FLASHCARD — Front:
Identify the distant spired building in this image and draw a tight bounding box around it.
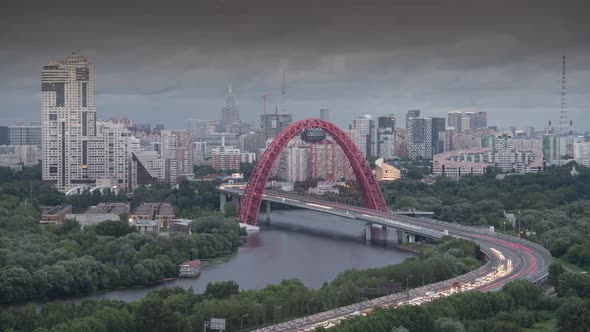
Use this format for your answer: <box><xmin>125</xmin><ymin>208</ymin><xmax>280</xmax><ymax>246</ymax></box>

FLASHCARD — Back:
<box><xmin>220</xmin><ymin>83</ymin><xmax>240</xmax><ymax>133</ymax></box>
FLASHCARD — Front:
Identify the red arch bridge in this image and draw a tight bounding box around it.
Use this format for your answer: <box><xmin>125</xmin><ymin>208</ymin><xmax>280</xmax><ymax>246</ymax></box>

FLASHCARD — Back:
<box><xmin>216</xmin><ymin>118</ymin><xmax>551</xmax><ymax>331</ymax></box>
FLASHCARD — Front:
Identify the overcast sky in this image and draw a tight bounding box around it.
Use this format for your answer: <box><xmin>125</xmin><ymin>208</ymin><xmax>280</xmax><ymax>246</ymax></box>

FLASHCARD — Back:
<box><xmin>1</xmin><ymin>0</ymin><xmax>589</xmax><ymax>130</ymax></box>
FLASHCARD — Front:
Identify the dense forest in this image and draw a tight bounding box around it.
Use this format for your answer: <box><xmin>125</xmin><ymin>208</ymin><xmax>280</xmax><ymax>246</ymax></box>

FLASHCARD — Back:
<box><xmin>0</xmin><ymin>212</ymin><xmax>244</xmax><ymax>304</ymax></box>
<box><xmin>0</xmin><ymin>237</ymin><xmax>480</xmax><ymax>331</ymax></box>
<box><xmin>0</xmin><ymin>165</ymin><xmax>244</xmax><ymax>303</ymax></box>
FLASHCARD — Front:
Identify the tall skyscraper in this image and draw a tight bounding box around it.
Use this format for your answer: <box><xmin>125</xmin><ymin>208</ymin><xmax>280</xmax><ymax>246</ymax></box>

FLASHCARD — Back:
<box><xmin>444</xmin><ymin>127</ymin><xmax>455</xmax><ymax>152</ymax></box>
<box><xmin>406</xmin><ymin>110</ymin><xmax>421</xmax><ymax>130</ymax></box>
<box><xmin>431</xmin><ymin>117</ymin><xmax>446</xmax><ymax>156</ymax></box>
<box><xmin>349</xmin><ymin>115</ymin><xmax>374</xmax><ymax>158</ymax></box>
<box><xmin>220</xmin><ymin>84</ymin><xmax>239</xmax><ymax>132</ymax></box>
<box><xmin>377</xmin><ymin>114</ymin><xmax>396</xmax><ymax>159</ymax></box>
<box><xmin>476</xmin><ymin>112</ymin><xmax>488</xmax><ymax>129</ymax></box>
<box><xmin>409</xmin><ymin>117</ymin><xmax>432</xmax><ymax>159</ymax></box>
<box><xmin>42</xmin><ymin>53</ymin><xmax>98</xmax><ymax>191</ymax></box>
<box><xmin>463</xmin><ymin>112</ymin><xmax>476</xmax><ymax>130</ymax></box>
<box><xmin>320</xmin><ymin>109</ymin><xmax>330</xmax><ymax>121</ymax></box>
<box><xmin>188</xmin><ymin>119</ymin><xmax>217</xmax><ymax>140</ymax></box>
<box><xmin>447</xmin><ymin>112</ymin><xmax>462</xmax><ymax>132</ymax></box>
<box><xmin>261</xmin><ymin>113</ymin><xmax>293</xmax><ymax>144</ymax></box>
<box><xmin>0</xmin><ymin>126</ymin><xmax>9</xmax><ymax>145</ymax></box>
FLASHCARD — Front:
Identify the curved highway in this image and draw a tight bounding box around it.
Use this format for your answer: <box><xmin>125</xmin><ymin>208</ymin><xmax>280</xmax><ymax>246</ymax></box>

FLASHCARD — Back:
<box><xmin>218</xmin><ymin>186</ymin><xmax>552</xmax><ymax>332</ymax></box>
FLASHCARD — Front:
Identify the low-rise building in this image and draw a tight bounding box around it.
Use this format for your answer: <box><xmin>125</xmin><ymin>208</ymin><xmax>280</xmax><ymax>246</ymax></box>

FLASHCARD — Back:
<box><xmin>132</xmin><ymin>219</ymin><xmax>160</xmax><ymax>234</ymax></box>
<box><xmin>375</xmin><ymin>158</ymin><xmax>401</xmax><ymax>181</ymax></box>
<box><xmin>84</xmin><ymin>202</ymin><xmax>130</xmax><ymax>216</ymax></box>
<box><xmin>170</xmin><ymin>218</ymin><xmax>193</xmax><ymax>233</ymax></box>
<box><xmin>40</xmin><ymin>204</ymin><xmax>72</xmax><ymax>224</ymax></box>
<box><xmin>130</xmin><ymin>202</ymin><xmax>175</xmax><ymax>229</ymax></box>
<box><xmin>67</xmin><ymin>213</ymin><xmax>121</xmax><ymax>228</ymax></box>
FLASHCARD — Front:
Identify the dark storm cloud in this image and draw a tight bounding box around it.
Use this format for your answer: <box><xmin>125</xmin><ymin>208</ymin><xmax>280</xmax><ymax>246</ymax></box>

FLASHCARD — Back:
<box><xmin>1</xmin><ymin>0</ymin><xmax>589</xmax><ymax>128</ymax></box>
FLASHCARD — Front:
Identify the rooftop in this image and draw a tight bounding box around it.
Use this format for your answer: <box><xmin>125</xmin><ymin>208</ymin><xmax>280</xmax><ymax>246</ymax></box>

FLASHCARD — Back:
<box><xmin>180</xmin><ymin>260</ymin><xmax>201</xmax><ymax>267</ymax></box>
<box><xmin>84</xmin><ymin>203</ymin><xmax>130</xmax><ymax>215</ymax></box>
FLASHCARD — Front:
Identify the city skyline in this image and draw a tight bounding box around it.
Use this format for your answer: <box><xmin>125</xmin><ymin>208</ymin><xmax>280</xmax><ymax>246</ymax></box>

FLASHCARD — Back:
<box><xmin>1</xmin><ymin>0</ymin><xmax>589</xmax><ymax>129</ymax></box>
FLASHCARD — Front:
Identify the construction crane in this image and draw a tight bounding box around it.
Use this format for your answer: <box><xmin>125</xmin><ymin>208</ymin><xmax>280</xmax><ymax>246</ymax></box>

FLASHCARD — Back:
<box><xmin>262</xmin><ymin>93</ymin><xmax>272</xmax><ymax>114</ymax></box>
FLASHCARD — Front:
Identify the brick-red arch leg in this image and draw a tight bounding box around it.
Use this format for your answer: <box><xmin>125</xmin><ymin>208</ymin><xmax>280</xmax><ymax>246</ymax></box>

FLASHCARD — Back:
<box><xmin>239</xmin><ymin>118</ymin><xmax>388</xmax><ymax>225</ymax></box>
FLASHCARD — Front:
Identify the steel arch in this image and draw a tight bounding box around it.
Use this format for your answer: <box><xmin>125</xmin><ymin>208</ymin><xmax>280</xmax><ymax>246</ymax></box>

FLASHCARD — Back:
<box><xmin>239</xmin><ymin>118</ymin><xmax>388</xmax><ymax>225</ymax></box>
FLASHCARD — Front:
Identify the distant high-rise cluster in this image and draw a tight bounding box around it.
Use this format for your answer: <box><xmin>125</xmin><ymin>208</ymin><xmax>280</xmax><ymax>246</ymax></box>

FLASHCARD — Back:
<box><xmin>40</xmin><ymin>54</ymin><xmax>196</xmax><ymax>193</ymax></box>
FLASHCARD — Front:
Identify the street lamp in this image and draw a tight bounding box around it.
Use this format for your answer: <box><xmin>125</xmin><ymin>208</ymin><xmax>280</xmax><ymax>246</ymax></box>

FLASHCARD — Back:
<box><xmin>307</xmin><ymin>298</ymin><xmax>315</xmax><ymax>315</ymax></box>
<box><xmin>274</xmin><ymin>306</ymin><xmax>282</xmax><ymax>323</ymax></box>
<box><xmin>240</xmin><ymin>314</ymin><xmax>249</xmax><ymax>332</ymax></box>
<box><xmin>518</xmin><ymin>210</ymin><xmax>521</xmax><ymax>238</ymax></box>
<box><xmin>406</xmin><ymin>275</ymin><xmax>414</xmax><ymax>305</ymax></box>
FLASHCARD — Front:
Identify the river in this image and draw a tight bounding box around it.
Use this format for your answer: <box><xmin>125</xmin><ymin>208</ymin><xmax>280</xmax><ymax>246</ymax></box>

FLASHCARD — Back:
<box><xmin>66</xmin><ymin>210</ymin><xmax>415</xmax><ymax>304</ymax></box>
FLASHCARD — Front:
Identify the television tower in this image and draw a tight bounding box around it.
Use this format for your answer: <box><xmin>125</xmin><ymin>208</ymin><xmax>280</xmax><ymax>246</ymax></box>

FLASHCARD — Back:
<box><xmin>282</xmin><ymin>71</ymin><xmax>286</xmax><ymax>114</ymax></box>
<box><xmin>559</xmin><ymin>55</ymin><xmax>569</xmax><ymax>135</ymax></box>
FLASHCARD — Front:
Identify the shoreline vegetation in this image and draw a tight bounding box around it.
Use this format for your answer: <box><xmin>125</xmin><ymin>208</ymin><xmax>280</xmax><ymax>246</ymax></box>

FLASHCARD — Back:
<box><xmin>0</xmin><ymin>236</ymin><xmax>481</xmax><ymax>331</ymax></box>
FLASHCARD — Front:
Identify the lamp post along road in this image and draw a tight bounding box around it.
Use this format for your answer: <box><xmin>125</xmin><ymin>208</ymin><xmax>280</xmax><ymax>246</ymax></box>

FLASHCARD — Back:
<box><xmin>406</xmin><ymin>275</ymin><xmax>413</xmax><ymax>305</ymax></box>
<box><xmin>240</xmin><ymin>314</ymin><xmax>249</xmax><ymax>332</ymax></box>
<box><xmin>307</xmin><ymin>298</ymin><xmax>315</xmax><ymax>316</ymax></box>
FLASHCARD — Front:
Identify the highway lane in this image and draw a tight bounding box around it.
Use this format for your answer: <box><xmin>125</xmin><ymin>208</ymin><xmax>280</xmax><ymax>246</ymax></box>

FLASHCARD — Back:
<box><xmin>218</xmin><ymin>185</ymin><xmax>552</xmax><ymax>332</ymax></box>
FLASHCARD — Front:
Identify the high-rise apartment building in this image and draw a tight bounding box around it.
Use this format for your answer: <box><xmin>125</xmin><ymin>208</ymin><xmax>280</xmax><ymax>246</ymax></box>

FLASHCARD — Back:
<box><xmin>349</xmin><ymin>115</ymin><xmax>374</xmax><ymax>158</ymax></box>
<box><xmin>100</xmin><ymin>122</ymin><xmax>131</xmax><ymax>190</ymax></box>
<box><xmin>406</xmin><ymin>110</ymin><xmax>421</xmax><ymax>130</ymax></box>
<box><xmin>160</xmin><ymin>130</ymin><xmax>193</xmax><ymax>185</ymax></box>
<box><xmin>376</xmin><ymin>114</ymin><xmax>396</xmax><ymax>159</ymax></box>
<box><xmin>261</xmin><ymin>113</ymin><xmax>293</xmax><ymax>144</ymax></box>
<box><xmin>131</xmin><ymin>150</ymin><xmax>166</xmax><ymax>189</ymax></box>
<box><xmin>286</xmin><ymin>139</ymin><xmax>311</xmax><ymax>182</ymax></box>
<box><xmin>431</xmin><ymin>117</ymin><xmax>446</xmax><ymax>156</ymax></box>
<box><xmin>447</xmin><ymin>112</ymin><xmax>462</xmax><ymax>132</ymax></box>
<box><xmin>220</xmin><ymin>84</ymin><xmax>239</xmax><ymax>133</ymax></box>
<box><xmin>542</xmin><ymin>134</ymin><xmax>560</xmax><ymax>162</ymax></box>
<box><xmin>211</xmin><ymin>144</ymin><xmax>240</xmax><ymax>171</ymax></box>
<box><xmin>409</xmin><ymin>117</ymin><xmax>432</xmax><ymax>159</ymax></box>
<box><xmin>41</xmin><ymin>53</ymin><xmax>99</xmax><ymax>191</ymax></box>
<box><xmin>574</xmin><ymin>142</ymin><xmax>590</xmax><ymax>160</ymax></box>
<box><xmin>9</xmin><ymin>125</ymin><xmax>42</xmax><ymax>147</ymax></box>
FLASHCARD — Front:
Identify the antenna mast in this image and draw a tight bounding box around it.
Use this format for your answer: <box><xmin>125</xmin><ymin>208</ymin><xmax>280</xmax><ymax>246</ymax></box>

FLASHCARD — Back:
<box><xmin>282</xmin><ymin>71</ymin><xmax>286</xmax><ymax>114</ymax></box>
<box><xmin>559</xmin><ymin>55</ymin><xmax>569</xmax><ymax>135</ymax></box>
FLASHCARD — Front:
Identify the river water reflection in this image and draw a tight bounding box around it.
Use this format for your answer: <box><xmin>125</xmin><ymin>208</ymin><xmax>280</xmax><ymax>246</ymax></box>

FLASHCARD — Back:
<box><xmin>70</xmin><ymin>210</ymin><xmax>414</xmax><ymax>303</ymax></box>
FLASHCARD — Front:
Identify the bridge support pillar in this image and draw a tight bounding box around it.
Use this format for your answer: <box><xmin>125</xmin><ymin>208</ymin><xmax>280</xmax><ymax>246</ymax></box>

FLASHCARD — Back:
<box><xmin>408</xmin><ymin>234</ymin><xmax>416</xmax><ymax>243</ymax></box>
<box><xmin>265</xmin><ymin>200</ymin><xmax>271</xmax><ymax>223</ymax></box>
<box><xmin>397</xmin><ymin>229</ymin><xmax>407</xmax><ymax>244</ymax></box>
<box><xmin>381</xmin><ymin>225</ymin><xmax>387</xmax><ymax>241</ymax></box>
<box><xmin>220</xmin><ymin>193</ymin><xmax>226</xmax><ymax>213</ymax></box>
<box><xmin>235</xmin><ymin>196</ymin><xmax>240</xmax><ymax>210</ymax></box>
<box><xmin>365</xmin><ymin>223</ymin><xmax>372</xmax><ymax>243</ymax></box>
